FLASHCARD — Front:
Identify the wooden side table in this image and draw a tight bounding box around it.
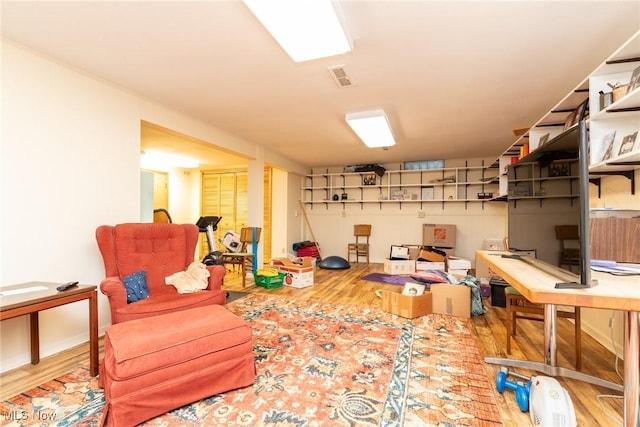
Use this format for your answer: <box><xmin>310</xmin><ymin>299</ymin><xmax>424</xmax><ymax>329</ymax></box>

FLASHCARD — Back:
<box><xmin>0</xmin><ymin>282</ymin><xmax>98</xmax><ymax>376</ymax></box>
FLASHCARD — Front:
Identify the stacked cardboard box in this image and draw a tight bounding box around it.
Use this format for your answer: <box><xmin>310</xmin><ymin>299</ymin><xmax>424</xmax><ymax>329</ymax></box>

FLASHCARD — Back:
<box><xmin>423</xmin><ymin>224</ymin><xmax>456</xmax><ymax>254</ymax></box>
<box><xmin>383</xmin><ymin>259</ymin><xmax>416</xmax><ymax>274</ymax></box>
<box><xmin>447</xmin><ymin>256</ymin><xmax>471</xmax><ymax>276</ymax></box>
<box><xmin>415</xmin><ymin>247</ymin><xmax>446</xmax><ymax>271</ymax></box>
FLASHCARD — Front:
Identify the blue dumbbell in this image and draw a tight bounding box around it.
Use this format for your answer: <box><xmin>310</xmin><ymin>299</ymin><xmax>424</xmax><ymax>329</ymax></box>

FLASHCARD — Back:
<box><xmin>495</xmin><ymin>367</ymin><xmax>531</xmax><ymax>412</ymax></box>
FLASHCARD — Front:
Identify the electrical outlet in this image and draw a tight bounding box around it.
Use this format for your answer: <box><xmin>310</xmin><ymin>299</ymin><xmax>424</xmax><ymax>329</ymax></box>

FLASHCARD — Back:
<box><xmin>418</xmin><ymin>211</ymin><xmax>426</xmax><ymax>218</ymax></box>
<box><xmin>341</xmin><ymin>210</ymin><xmax>346</xmax><ymax>218</ymax></box>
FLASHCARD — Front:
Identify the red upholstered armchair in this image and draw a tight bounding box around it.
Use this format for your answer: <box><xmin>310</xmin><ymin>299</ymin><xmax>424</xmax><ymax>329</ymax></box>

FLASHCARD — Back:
<box><xmin>96</xmin><ymin>223</ymin><xmax>226</xmax><ymax>324</ymax></box>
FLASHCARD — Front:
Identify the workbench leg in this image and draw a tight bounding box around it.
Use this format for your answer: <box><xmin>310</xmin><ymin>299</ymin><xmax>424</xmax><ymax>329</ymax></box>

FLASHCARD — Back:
<box><xmin>543</xmin><ymin>304</ymin><xmax>557</xmax><ymax>367</ymax></box>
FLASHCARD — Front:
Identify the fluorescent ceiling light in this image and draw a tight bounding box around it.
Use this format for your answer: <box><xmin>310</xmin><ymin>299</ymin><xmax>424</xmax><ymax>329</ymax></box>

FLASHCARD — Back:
<box><xmin>242</xmin><ymin>0</ymin><xmax>351</xmax><ymax>62</ymax></box>
<box><xmin>346</xmin><ymin>110</ymin><xmax>396</xmax><ymax>148</ymax></box>
<box><xmin>140</xmin><ymin>150</ymin><xmax>199</xmax><ymax>171</ymax></box>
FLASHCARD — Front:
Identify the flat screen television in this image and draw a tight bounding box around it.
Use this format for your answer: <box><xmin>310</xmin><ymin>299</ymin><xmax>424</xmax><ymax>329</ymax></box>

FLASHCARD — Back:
<box><xmin>506</xmin><ymin>121</ymin><xmax>595</xmax><ymax>288</ymax></box>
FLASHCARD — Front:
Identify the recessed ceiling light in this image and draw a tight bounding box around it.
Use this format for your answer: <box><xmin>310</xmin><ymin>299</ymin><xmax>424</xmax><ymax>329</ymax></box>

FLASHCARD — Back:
<box><xmin>242</xmin><ymin>0</ymin><xmax>352</xmax><ymax>62</ymax></box>
<box><xmin>346</xmin><ymin>110</ymin><xmax>396</xmax><ymax>148</ymax></box>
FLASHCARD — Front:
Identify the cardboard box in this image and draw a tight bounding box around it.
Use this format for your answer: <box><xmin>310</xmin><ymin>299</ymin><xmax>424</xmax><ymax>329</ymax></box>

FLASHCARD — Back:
<box><xmin>403</xmin><ymin>244</ymin><xmax>422</xmax><ymax>260</ymax></box>
<box><xmin>474</xmin><ymin>259</ymin><xmax>496</xmax><ymax>280</ymax></box>
<box><xmin>423</xmin><ymin>224</ymin><xmax>456</xmax><ymax>248</ymax></box>
<box><xmin>381</xmin><ymin>289</ymin><xmax>432</xmax><ymax>319</ymax></box>
<box><xmin>437</xmin><ymin>247</ymin><xmax>455</xmax><ymax>257</ymax></box>
<box><xmin>418</xmin><ymin>248</ymin><xmax>446</xmax><ymax>262</ymax></box>
<box><xmin>431</xmin><ymin>283</ymin><xmax>471</xmax><ymax>318</ymax></box>
<box><xmin>272</xmin><ymin>257</ymin><xmax>314</xmax><ymax>268</ymax></box>
<box><xmin>272</xmin><ymin>257</ymin><xmax>315</xmax><ymax>288</ymax></box>
<box><xmin>389</xmin><ymin>245</ymin><xmax>410</xmax><ymax>260</ymax></box>
<box><xmin>415</xmin><ymin>261</ymin><xmax>446</xmax><ymax>271</ymax></box>
<box><xmin>383</xmin><ymin>259</ymin><xmax>416</xmax><ymax>275</ymax></box>
<box><xmin>447</xmin><ymin>256</ymin><xmax>471</xmax><ymax>270</ymax></box>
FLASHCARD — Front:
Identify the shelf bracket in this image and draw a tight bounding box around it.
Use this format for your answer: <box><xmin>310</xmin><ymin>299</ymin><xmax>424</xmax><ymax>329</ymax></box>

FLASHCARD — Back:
<box><xmin>590</xmin><ymin>171</ymin><xmax>635</xmax><ymax>197</ymax></box>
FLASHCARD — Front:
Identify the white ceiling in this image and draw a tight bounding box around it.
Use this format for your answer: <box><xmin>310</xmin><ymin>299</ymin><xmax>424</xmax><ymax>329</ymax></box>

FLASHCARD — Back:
<box><xmin>2</xmin><ymin>1</ymin><xmax>639</xmax><ymax>169</ymax></box>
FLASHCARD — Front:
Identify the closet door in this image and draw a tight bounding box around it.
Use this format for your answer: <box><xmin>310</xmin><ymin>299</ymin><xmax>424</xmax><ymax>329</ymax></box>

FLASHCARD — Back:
<box><xmin>235</xmin><ymin>172</ymin><xmax>248</xmax><ymax>230</ymax></box>
<box><xmin>218</xmin><ymin>172</ymin><xmax>238</xmax><ymax>235</ymax></box>
<box><xmin>200</xmin><ymin>170</ymin><xmax>248</xmax><ymax>257</ymax></box>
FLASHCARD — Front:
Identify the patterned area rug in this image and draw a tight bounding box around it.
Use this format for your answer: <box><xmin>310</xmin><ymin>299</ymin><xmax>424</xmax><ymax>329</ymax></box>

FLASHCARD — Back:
<box><xmin>0</xmin><ymin>294</ymin><xmax>503</xmax><ymax>426</ymax></box>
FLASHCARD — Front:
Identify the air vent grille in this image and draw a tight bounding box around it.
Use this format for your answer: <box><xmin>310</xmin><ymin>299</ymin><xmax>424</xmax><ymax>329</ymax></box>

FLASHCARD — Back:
<box><xmin>328</xmin><ymin>65</ymin><xmax>354</xmax><ymax>88</ymax></box>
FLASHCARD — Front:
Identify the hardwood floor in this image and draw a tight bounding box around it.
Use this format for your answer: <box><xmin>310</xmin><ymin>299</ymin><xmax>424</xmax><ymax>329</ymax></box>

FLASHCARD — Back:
<box><xmin>0</xmin><ymin>263</ymin><xmax>625</xmax><ymax>425</ymax></box>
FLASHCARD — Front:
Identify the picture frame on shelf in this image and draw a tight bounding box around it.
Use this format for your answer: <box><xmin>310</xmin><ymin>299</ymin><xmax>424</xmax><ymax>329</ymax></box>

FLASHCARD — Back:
<box><xmin>629</xmin><ymin>65</ymin><xmax>640</xmax><ymax>92</ymax></box>
<box><xmin>538</xmin><ymin>133</ymin><xmax>550</xmax><ymax>147</ymax></box>
<box><xmin>563</xmin><ymin>110</ymin><xmax>578</xmax><ymax>130</ymax></box>
<box><xmin>421</xmin><ymin>186</ymin><xmax>435</xmax><ymax>200</ymax></box>
<box><xmin>575</xmin><ymin>98</ymin><xmax>589</xmax><ymax>122</ymax></box>
<box><xmin>618</xmin><ymin>131</ymin><xmax>638</xmax><ymax>156</ymax></box>
<box><xmin>601</xmin><ymin>131</ymin><xmax>617</xmax><ymax>161</ymax></box>
<box><xmin>402</xmin><ymin>282</ymin><xmax>426</xmax><ymax>296</ymax></box>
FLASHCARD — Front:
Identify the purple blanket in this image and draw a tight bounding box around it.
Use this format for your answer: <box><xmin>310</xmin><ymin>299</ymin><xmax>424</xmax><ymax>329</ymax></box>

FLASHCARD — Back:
<box><xmin>361</xmin><ymin>273</ymin><xmax>419</xmax><ymax>285</ymax></box>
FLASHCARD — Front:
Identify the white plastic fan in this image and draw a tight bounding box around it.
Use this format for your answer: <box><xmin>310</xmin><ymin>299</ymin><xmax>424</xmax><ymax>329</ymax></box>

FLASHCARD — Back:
<box><xmin>529</xmin><ymin>376</ymin><xmax>577</xmax><ymax>427</ymax></box>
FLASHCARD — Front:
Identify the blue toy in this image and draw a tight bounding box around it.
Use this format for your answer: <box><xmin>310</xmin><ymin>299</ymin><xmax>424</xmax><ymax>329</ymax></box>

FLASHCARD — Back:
<box><xmin>495</xmin><ymin>367</ymin><xmax>531</xmax><ymax>412</ymax></box>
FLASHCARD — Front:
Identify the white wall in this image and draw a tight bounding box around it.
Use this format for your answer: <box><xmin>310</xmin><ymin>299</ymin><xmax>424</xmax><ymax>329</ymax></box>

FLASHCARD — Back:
<box><xmin>1</xmin><ymin>40</ymin><xmax>141</xmax><ymax>371</ymax></box>
<box><xmin>302</xmin><ymin>200</ymin><xmax>506</xmax><ymax>263</ymax></box>
<box><xmin>0</xmin><ymin>39</ymin><xmax>306</xmax><ymax>373</ymax></box>
<box><xmin>167</xmin><ymin>168</ymin><xmax>199</xmax><ymax>225</ymax></box>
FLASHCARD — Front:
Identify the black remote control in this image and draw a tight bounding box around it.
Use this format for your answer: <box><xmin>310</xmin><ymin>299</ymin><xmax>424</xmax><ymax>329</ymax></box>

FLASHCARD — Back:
<box><xmin>56</xmin><ymin>281</ymin><xmax>79</xmax><ymax>292</ymax></box>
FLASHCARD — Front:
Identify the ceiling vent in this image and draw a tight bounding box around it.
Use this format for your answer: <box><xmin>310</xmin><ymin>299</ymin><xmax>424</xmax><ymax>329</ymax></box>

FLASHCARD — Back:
<box><xmin>328</xmin><ymin>65</ymin><xmax>354</xmax><ymax>88</ymax></box>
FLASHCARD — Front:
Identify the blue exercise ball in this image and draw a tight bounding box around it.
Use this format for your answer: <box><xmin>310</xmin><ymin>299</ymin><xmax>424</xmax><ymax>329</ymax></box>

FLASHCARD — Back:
<box><xmin>318</xmin><ymin>256</ymin><xmax>351</xmax><ymax>270</ymax></box>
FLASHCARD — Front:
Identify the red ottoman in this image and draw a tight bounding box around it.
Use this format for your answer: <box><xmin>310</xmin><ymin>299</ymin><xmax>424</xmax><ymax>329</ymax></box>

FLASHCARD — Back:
<box><xmin>99</xmin><ymin>305</ymin><xmax>255</xmax><ymax>426</ymax></box>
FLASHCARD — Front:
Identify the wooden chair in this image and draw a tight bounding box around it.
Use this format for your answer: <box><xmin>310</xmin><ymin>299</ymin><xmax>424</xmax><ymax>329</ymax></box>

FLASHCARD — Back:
<box><xmin>555</xmin><ymin>224</ymin><xmax>580</xmax><ymax>273</ymax></box>
<box><xmin>220</xmin><ymin>227</ymin><xmax>261</xmax><ymax>288</ymax></box>
<box><xmin>505</xmin><ymin>286</ymin><xmax>581</xmax><ymax>370</ymax></box>
<box><xmin>347</xmin><ymin>224</ymin><xmax>371</xmax><ymax>264</ymax></box>
<box><xmin>153</xmin><ymin>208</ymin><xmax>172</xmax><ymax>223</ymax></box>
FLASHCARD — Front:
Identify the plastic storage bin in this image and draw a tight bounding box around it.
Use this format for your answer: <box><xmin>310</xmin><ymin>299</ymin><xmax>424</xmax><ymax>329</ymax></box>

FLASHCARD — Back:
<box><xmin>254</xmin><ymin>272</ymin><xmax>285</xmax><ymax>289</ymax></box>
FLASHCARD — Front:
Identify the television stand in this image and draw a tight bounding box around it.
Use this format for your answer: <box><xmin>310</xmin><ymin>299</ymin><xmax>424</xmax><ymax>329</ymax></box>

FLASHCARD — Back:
<box><xmin>555</xmin><ymin>282</ymin><xmax>589</xmax><ymax>289</ymax></box>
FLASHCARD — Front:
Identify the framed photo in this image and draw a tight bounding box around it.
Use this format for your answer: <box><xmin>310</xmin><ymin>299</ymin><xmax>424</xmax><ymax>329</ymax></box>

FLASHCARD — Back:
<box><xmin>538</xmin><ymin>133</ymin><xmax>550</xmax><ymax>147</ymax></box>
<box><xmin>630</xmin><ymin>65</ymin><xmax>640</xmax><ymax>92</ymax></box>
<box><xmin>402</xmin><ymin>282</ymin><xmax>426</xmax><ymax>296</ymax></box>
<box><xmin>618</xmin><ymin>131</ymin><xmax>638</xmax><ymax>156</ymax></box>
<box><xmin>575</xmin><ymin>98</ymin><xmax>589</xmax><ymax>122</ymax></box>
<box><xmin>601</xmin><ymin>131</ymin><xmax>617</xmax><ymax>161</ymax></box>
<box><xmin>563</xmin><ymin>110</ymin><xmax>577</xmax><ymax>130</ymax></box>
